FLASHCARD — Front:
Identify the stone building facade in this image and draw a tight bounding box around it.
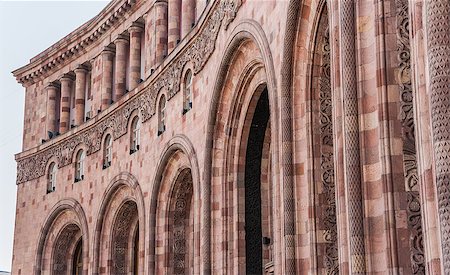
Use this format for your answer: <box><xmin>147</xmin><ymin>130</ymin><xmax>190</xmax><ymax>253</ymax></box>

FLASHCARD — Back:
<box><xmin>10</xmin><ymin>0</ymin><xmax>450</xmax><ymax>274</ymax></box>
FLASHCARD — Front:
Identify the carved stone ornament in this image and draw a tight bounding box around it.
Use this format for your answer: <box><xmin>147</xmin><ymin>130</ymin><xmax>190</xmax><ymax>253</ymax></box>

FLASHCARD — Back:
<box><xmin>16</xmin><ymin>0</ymin><xmax>241</xmax><ymax>184</ymax></box>
<box><xmin>318</xmin><ymin>29</ymin><xmax>339</xmax><ymax>275</ymax></box>
<box><xmin>396</xmin><ymin>0</ymin><xmax>424</xmax><ymax>273</ymax></box>
<box><xmin>111</xmin><ymin>201</ymin><xmax>138</xmax><ymax>275</ymax></box>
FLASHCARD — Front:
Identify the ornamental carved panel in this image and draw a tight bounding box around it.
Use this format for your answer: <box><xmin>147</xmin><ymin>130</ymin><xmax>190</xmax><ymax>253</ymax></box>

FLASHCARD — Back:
<box><xmin>396</xmin><ymin>0</ymin><xmax>424</xmax><ymax>273</ymax></box>
<box><xmin>111</xmin><ymin>201</ymin><xmax>138</xmax><ymax>275</ymax></box>
<box><xmin>16</xmin><ymin>0</ymin><xmax>241</xmax><ymax>184</ymax></box>
<box><xmin>171</xmin><ymin>170</ymin><xmax>194</xmax><ymax>275</ymax></box>
<box><xmin>313</xmin><ymin>12</ymin><xmax>338</xmax><ymax>274</ymax></box>
<box><xmin>52</xmin><ymin>224</ymin><xmax>80</xmax><ymax>273</ymax></box>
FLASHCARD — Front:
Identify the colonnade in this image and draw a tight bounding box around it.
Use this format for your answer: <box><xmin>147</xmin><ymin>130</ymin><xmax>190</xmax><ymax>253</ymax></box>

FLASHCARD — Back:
<box><xmin>45</xmin><ymin>0</ymin><xmax>206</xmax><ymax>138</ymax></box>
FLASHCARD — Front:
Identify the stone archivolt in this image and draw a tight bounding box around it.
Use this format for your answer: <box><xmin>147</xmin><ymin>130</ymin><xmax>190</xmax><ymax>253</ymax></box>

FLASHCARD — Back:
<box><xmin>15</xmin><ymin>0</ymin><xmax>241</xmax><ymax>184</ymax></box>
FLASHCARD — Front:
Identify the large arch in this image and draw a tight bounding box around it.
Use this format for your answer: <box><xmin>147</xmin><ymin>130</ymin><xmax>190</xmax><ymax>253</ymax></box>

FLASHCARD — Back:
<box><xmin>205</xmin><ymin>19</ymin><xmax>281</xmax><ymax>273</ymax></box>
<box><xmin>34</xmin><ymin>199</ymin><xmax>89</xmax><ymax>275</ymax></box>
<box><xmin>148</xmin><ymin>134</ymin><xmax>201</xmax><ymax>274</ymax></box>
<box><xmin>92</xmin><ymin>172</ymin><xmax>145</xmax><ymax>274</ymax></box>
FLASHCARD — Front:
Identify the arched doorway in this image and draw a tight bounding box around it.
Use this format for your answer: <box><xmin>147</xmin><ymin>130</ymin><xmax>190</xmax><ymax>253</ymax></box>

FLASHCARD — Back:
<box><xmin>93</xmin><ymin>173</ymin><xmax>145</xmax><ymax>275</ymax></box>
<box><xmin>243</xmin><ymin>88</ymin><xmax>271</xmax><ymax>274</ymax></box>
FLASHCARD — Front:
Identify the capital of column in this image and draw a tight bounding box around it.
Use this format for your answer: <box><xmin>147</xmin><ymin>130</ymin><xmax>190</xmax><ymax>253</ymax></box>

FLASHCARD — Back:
<box><xmin>129</xmin><ymin>22</ymin><xmax>144</xmax><ymax>33</ymax></box>
<box><xmin>74</xmin><ymin>64</ymin><xmax>88</xmax><ymax>74</ymax></box>
<box><xmin>154</xmin><ymin>0</ymin><xmax>168</xmax><ymax>5</ymax></box>
<box><xmin>45</xmin><ymin>82</ymin><xmax>60</xmax><ymax>90</ymax></box>
<box><xmin>59</xmin><ymin>73</ymin><xmax>75</xmax><ymax>83</ymax></box>
<box><xmin>114</xmin><ymin>34</ymin><xmax>130</xmax><ymax>45</ymax></box>
<box><xmin>102</xmin><ymin>46</ymin><xmax>116</xmax><ymax>56</ymax></box>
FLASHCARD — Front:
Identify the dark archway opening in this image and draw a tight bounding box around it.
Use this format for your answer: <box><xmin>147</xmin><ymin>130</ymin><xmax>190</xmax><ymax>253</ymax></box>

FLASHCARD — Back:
<box><xmin>245</xmin><ymin>88</ymin><xmax>270</xmax><ymax>274</ymax></box>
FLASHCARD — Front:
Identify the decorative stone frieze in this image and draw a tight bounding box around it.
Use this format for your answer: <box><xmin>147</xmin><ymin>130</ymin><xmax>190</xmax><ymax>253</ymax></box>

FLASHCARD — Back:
<box><xmin>16</xmin><ymin>0</ymin><xmax>241</xmax><ymax>184</ymax></box>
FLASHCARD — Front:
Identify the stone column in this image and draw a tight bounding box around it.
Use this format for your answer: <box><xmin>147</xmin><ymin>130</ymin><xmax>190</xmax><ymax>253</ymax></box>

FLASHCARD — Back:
<box><xmin>168</xmin><ymin>0</ymin><xmax>180</xmax><ymax>52</ymax></box>
<box><xmin>74</xmin><ymin>65</ymin><xmax>87</xmax><ymax>126</ymax></box>
<box><xmin>195</xmin><ymin>0</ymin><xmax>207</xmax><ymax>22</ymax></box>
<box><xmin>46</xmin><ymin>83</ymin><xmax>59</xmax><ymax>134</ymax></box>
<box><xmin>181</xmin><ymin>0</ymin><xmax>195</xmax><ymax>38</ymax></box>
<box><xmin>155</xmin><ymin>1</ymin><xmax>168</xmax><ymax>65</ymax></box>
<box><xmin>144</xmin><ymin>12</ymin><xmax>155</xmax><ymax>76</ymax></box>
<box><xmin>114</xmin><ymin>35</ymin><xmax>129</xmax><ymax>100</ymax></box>
<box><xmin>59</xmin><ymin>74</ymin><xmax>74</xmax><ymax>134</ymax></box>
<box><xmin>426</xmin><ymin>1</ymin><xmax>450</xmax><ymax>273</ymax></box>
<box><xmin>339</xmin><ymin>0</ymin><xmax>366</xmax><ymax>273</ymax></box>
<box><xmin>129</xmin><ymin>23</ymin><xmax>144</xmax><ymax>90</ymax></box>
<box><xmin>101</xmin><ymin>47</ymin><xmax>114</xmax><ymax>110</ymax></box>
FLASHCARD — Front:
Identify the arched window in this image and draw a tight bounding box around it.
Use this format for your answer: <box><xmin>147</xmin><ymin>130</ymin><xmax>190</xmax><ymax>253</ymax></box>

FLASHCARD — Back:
<box><xmin>183</xmin><ymin>70</ymin><xmax>193</xmax><ymax>114</ymax></box>
<box><xmin>47</xmin><ymin>162</ymin><xmax>57</xmax><ymax>193</ymax></box>
<box><xmin>75</xmin><ymin>150</ymin><xmax>85</xmax><ymax>182</ymax></box>
<box><xmin>103</xmin><ymin>134</ymin><xmax>112</xmax><ymax>169</ymax></box>
<box><xmin>130</xmin><ymin>117</ymin><xmax>141</xmax><ymax>154</ymax></box>
<box><xmin>72</xmin><ymin>239</ymin><xmax>82</xmax><ymax>275</ymax></box>
<box><xmin>158</xmin><ymin>95</ymin><xmax>166</xmax><ymax>135</ymax></box>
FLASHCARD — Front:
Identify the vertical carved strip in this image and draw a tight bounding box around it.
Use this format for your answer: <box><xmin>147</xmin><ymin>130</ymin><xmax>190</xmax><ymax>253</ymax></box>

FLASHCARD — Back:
<box><xmin>426</xmin><ymin>1</ymin><xmax>450</xmax><ymax>273</ymax></box>
<box><xmin>319</xmin><ymin>29</ymin><xmax>339</xmax><ymax>275</ymax></box>
<box><xmin>396</xmin><ymin>0</ymin><xmax>425</xmax><ymax>273</ymax></box>
<box><xmin>172</xmin><ymin>171</ymin><xmax>193</xmax><ymax>275</ymax></box>
<box><xmin>112</xmin><ymin>201</ymin><xmax>138</xmax><ymax>275</ymax></box>
<box><xmin>339</xmin><ymin>1</ymin><xmax>366</xmax><ymax>273</ymax></box>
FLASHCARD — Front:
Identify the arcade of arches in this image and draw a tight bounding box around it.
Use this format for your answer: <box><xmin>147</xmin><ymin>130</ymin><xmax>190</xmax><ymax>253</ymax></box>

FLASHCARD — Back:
<box><xmin>12</xmin><ymin>0</ymin><xmax>450</xmax><ymax>274</ymax></box>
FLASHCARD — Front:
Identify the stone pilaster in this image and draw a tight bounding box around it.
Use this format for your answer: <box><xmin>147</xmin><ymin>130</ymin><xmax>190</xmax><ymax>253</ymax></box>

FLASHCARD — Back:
<box><xmin>114</xmin><ymin>35</ymin><xmax>129</xmax><ymax>100</ymax></box>
<box><xmin>59</xmin><ymin>74</ymin><xmax>74</xmax><ymax>134</ymax></box>
<box><xmin>129</xmin><ymin>23</ymin><xmax>144</xmax><ymax>90</ymax></box>
<box><xmin>181</xmin><ymin>0</ymin><xmax>195</xmax><ymax>38</ymax></box>
<box><xmin>155</xmin><ymin>1</ymin><xmax>168</xmax><ymax>66</ymax></box>
<box><xmin>168</xmin><ymin>0</ymin><xmax>180</xmax><ymax>52</ymax></box>
<box><xmin>45</xmin><ymin>83</ymin><xmax>59</xmax><ymax>135</ymax></box>
<box><xmin>74</xmin><ymin>65</ymin><xmax>88</xmax><ymax>126</ymax></box>
<box><xmin>101</xmin><ymin>47</ymin><xmax>115</xmax><ymax>110</ymax></box>
<box><xmin>426</xmin><ymin>1</ymin><xmax>450</xmax><ymax>273</ymax></box>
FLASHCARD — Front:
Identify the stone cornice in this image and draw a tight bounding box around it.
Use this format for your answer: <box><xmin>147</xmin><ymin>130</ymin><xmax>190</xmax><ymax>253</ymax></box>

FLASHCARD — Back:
<box><xmin>15</xmin><ymin>0</ymin><xmax>241</xmax><ymax>184</ymax></box>
<box><xmin>12</xmin><ymin>0</ymin><xmax>136</xmax><ymax>87</ymax></box>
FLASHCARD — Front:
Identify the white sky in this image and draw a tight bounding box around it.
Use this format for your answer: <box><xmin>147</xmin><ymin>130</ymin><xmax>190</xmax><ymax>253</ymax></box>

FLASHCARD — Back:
<box><xmin>0</xmin><ymin>1</ymin><xmax>108</xmax><ymax>271</ymax></box>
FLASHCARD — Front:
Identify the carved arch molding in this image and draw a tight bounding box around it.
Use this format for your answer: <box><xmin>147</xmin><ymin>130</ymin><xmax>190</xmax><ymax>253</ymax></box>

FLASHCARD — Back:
<box><xmin>16</xmin><ymin>0</ymin><xmax>242</xmax><ymax>184</ymax></box>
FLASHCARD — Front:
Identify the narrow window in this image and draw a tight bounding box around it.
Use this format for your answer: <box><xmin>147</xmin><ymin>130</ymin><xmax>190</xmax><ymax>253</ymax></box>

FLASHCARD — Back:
<box><xmin>130</xmin><ymin>117</ymin><xmax>141</xmax><ymax>154</ymax></box>
<box><xmin>47</xmin><ymin>162</ymin><xmax>57</xmax><ymax>193</ymax></box>
<box><xmin>103</xmin><ymin>134</ymin><xmax>112</xmax><ymax>169</ymax></box>
<box><xmin>75</xmin><ymin>150</ymin><xmax>85</xmax><ymax>182</ymax></box>
<box><xmin>158</xmin><ymin>95</ymin><xmax>166</xmax><ymax>135</ymax></box>
<box><xmin>183</xmin><ymin>70</ymin><xmax>193</xmax><ymax>114</ymax></box>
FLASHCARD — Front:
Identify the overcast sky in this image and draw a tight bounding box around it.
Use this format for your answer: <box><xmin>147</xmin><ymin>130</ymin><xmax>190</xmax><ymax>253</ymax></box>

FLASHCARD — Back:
<box><xmin>0</xmin><ymin>1</ymin><xmax>108</xmax><ymax>271</ymax></box>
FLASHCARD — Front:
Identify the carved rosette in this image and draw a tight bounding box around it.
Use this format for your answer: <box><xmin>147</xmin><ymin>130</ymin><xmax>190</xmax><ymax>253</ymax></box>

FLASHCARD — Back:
<box><xmin>16</xmin><ymin>0</ymin><xmax>241</xmax><ymax>184</ymax></box>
